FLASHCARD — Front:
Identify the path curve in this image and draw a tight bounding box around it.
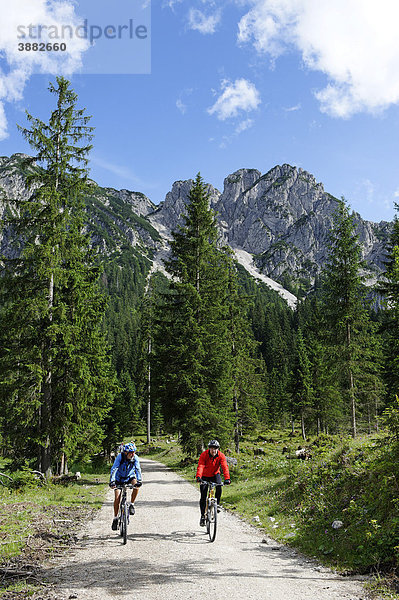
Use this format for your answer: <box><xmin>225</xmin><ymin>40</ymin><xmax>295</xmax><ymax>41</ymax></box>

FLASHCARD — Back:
<box><xmin>46</xmin><ymin>458</ymin><xmax>365</xmax><ymax>600</ymax></box>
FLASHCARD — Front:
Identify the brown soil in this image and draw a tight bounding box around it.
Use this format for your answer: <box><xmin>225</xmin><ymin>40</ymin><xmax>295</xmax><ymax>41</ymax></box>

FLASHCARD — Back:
<box><xmin>0</xmin><ymin>503</ymin><xmax>94</xmax><ymax>600</ymax></box>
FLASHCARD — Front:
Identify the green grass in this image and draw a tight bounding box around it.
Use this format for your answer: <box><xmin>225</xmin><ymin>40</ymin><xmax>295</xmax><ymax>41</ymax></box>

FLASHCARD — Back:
<box><xmin>0</xmin><ymin>580</ymin><xmax>42</xmax><ymax>598</ymax></box>
<box><xmin>0</xmin><ymin>460</ymin><xmax>109</xmax><ymax>599</ymax></box>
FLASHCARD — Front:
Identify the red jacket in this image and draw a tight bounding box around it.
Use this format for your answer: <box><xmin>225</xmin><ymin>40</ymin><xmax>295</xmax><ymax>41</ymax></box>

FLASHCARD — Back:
<box><xmin>196</xmin><ymin>450</ymin><xmax>230</xmax><ymax>479</ymax></box>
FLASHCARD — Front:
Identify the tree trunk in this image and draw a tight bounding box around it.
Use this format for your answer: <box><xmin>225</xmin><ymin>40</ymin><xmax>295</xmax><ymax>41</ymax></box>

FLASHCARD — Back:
<box><xmin>375</xmin><ymin>398</ymin><xmax>379</xmax><ymax>432</ymax></box>
<box><xmin>60</xmin><ymin>452</ymin><xmax>67</xmax><ymax>475</ymax></box>
<box><xmin>349</xmin><ymin>369</ymin><xmax>356</xmax><ymax>438</ymax></box>
<box><xmin>41</xmin><ymin>269</ymin><xmax>54</xmax><ymax>479</ymax></box>
<box><xmin>147</xmin><ymin>336</ymin><xmax>151</xmax><ymax>444</ymax></box>
<box><xmin>301</xmin><ymin>410</ymin><xmax>306</xmax><ymax>441</ymax></box>
<box><xmin>234</xmin><ymin>388</ymin><xmax>240</xmax><ymax>454</ymax></box>
<box><xmin>40</xmin><ymin>370</ymin><xmax>52</xmax><ymax>477</ymax></box>
<box><xmin>347</xmin><ymin>322</ymin><xmax>356</xmax><ymax>438</ymax></box>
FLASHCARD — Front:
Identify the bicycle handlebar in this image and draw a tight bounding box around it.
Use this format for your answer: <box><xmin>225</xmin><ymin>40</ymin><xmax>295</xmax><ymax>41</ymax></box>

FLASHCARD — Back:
<box><xmin>198</xmin><ymin>479</ymin><xmax>224</xmax><ymax>486</ymax></box>
<box><xmin>115</xmin><ymin>484</ymin><xmax>137</xmax><ymax>490</ymax></box>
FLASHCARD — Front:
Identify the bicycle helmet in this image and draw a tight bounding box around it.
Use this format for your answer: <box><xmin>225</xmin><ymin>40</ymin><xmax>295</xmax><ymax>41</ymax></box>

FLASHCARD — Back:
<box><xmin>123</xmin><ymin>442</ymin><xmax>137</xmax><ymax>453</ymax></box>
<box><xmin>208</xmin><ymin>440</ymin><xmax>220</xmax><ymax>449</ymax></box>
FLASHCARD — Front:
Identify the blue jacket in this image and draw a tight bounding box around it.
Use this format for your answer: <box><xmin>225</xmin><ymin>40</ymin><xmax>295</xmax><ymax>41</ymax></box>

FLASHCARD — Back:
<box><xmin>110</xmin><ymin>453</ymin><xmax>142</xmax><ymax>484</ymax></box>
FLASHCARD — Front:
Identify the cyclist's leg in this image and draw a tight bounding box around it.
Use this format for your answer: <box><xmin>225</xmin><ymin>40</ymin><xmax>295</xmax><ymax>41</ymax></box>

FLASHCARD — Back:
<box><xmin>199</xmin><ymin>478</ymin><xmax>209</xmax><ymax>516</ymax></box>
<box><xmin>113</xmin><ymin>487</ymin><xmax>122</xmax><ymax>516</ymax></box>
<box><xmin>214</xmin><ymin>473</ymin><xmax>222</xmax><ymax>505</ymax></box>
<box><xmin>130</xmin><ymin>478</ymin><xmax>139</xmax><ymax>504</ymax></box>
<box><xmin>128</xmin><ymin>478</ymin><xmax>138</xmax><ymax>515</ymax></box>
<box><xmin>112</xmin><ymin>485</ymin><xmax>121</xmax><ymax>530</ymax></box>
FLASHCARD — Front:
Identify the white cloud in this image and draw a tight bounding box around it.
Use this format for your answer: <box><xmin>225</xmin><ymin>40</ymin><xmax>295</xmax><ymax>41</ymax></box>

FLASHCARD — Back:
<box><xmin>235</xmin><ymin>118</ymin><xmax>254</xmax><ymax>133</ymax></box>
<box><xmin>0</xmin><ymin>0</ymin><xmax>89</xmax><ymax>139</ymax></box>
<box><xmin>208</xmin><ymin>78</ymin><xmax>261</xmax><ymax>120</ymax></box>
<box><xmin>176</xmin><ymin>99</ymin><xmax>187</xmax><ymax>114</ymax></box>
<box><xmin>360</xmin><ymin>178</ymin><xmax>375</xmax><ymax>205</ymax></box>
<box><xmin>351</xmin><ymin>178</ymin><xmax>393</xmax><ymax>214</ymax></box>
<box><xmin>91</xmin><ymin>155</ymin><xmax>157</xmax><ymax>190</ymax></box>
<box><xmin>162</xmin><ymin>0</ymin><xmax>183</xmax><ymax>10</ymax></box>
<box><xmin>0</xmin><ymin>103</ymin><xmax>8</xmax><ymax>140</ymax></box>
<box><xmin>216</xmin><ymin>118</ymin><xmax>255</xmax><ymax>147</ymax></box>
<box><xmin>283</xmin><ymin>103</ymin><xmax>301</xmax><ymax>112</ymax></box>
<box><xmin>91</xmin><ymin>156</ymin><xmax>137</xmax><ymax>181</ymax></box>
<box><xmin>188</xmin><ymin>8</ymin><xmax>221</xmax><ymax>34</ymax></box>
<box><xmin>237</xmin><ymin>0</ymin><xmax>399</xmax><ymax>118</ymax></box>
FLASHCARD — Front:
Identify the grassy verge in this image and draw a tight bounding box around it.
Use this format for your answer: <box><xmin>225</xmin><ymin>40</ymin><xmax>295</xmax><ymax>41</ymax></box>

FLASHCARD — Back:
<box><xmin>0</xmin><ymin>462</ymin><xmax>109</xmax><ymax>599</ymax></box>
<box><xmin>138</xmin><ymin>431</ymin><xmax>399</xmax><ymax>599</ymax></box>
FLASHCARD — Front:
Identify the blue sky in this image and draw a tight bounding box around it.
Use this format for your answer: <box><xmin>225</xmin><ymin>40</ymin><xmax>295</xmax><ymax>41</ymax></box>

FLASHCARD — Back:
<box><xmin>1</xmin><ymin>0</ymin><xmax>399</xmax><ymax>223</ymax></box>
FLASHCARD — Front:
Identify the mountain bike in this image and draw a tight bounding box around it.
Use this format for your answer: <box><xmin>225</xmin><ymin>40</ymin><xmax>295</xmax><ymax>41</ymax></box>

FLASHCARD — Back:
<box><xmin>199</xmin><ymin>480</ymin><xmax>223</xmax><ymax>542</ymax></box>
<box><xmin>115</xmin><ymin>483</ymin><xmax>134</xmax><ymax>544</ymax></box>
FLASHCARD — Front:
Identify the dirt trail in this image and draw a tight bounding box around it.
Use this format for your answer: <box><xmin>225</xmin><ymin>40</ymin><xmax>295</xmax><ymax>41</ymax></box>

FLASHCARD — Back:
<box><xmin>46</xmin><ymin>458</ymin><xmax>366</xmax><ymax>600</ymax></box>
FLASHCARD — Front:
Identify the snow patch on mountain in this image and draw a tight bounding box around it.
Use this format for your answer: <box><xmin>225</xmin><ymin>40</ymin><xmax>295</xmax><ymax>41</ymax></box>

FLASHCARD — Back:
<box><xmin>233</xmin><ymin>246</ymin><xmax>297</xmax><ymax>309</ymax></box>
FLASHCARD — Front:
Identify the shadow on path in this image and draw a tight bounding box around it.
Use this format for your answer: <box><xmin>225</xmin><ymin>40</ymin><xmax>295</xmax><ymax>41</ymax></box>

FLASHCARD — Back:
<box><xmin>48</xmin><ymin>555</ymin><xmax>357</xmax><ymax>596</ymax></box>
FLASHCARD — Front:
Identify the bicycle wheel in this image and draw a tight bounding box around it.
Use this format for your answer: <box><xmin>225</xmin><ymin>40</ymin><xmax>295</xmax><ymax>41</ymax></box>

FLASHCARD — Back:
<box><xmin>207</xmin><ymin>501</ymin><xmax>217</xmax><ymax>542</ymax></box>
<box><xmin>119</xmin><ymin>509</ymin><xmax>124</xmax><ymax>537</ymax></box>
<box><xmin>122</xmin><ymin>505</ymin><xmax>128</xmax><ymax>544</ymax></box>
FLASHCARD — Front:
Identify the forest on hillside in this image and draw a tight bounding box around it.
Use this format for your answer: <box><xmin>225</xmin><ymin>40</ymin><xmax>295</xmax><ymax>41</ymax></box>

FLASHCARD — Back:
<box><xmin>0</xmin><ymin>78</ymin><xmax>399</xmax><ymax>475</ymax></box>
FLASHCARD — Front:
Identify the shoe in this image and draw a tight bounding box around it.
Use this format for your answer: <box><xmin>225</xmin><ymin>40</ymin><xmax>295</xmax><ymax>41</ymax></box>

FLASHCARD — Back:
<box><xmin>129</xmin><ymin>504</ymin><xmax>135</xmax><ymax>516</ymax></box>
<box><xmin>217</xmin><ymin>505</ymin><xmax>222</xmax><ymax>513</ymax></box>
<box><xmin>200</xmin><ymin>515</ymin><xmax>206</xmax><ymax>527</ymax></box>
<box><xmin>111</xmin><ymin>517</ymin><xmax>118</xmax><ymax>531</ymax></box>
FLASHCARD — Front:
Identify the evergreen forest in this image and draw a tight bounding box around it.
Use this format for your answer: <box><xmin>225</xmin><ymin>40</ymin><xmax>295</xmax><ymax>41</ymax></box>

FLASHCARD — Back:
<box><xmin>1</xmin><ymin>78</ymin><xmax>399</xmax><ymax>475</ymax></box>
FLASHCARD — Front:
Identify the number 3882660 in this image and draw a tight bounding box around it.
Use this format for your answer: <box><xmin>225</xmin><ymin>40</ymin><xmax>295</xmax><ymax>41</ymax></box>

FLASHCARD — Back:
<box><xmin>18</xmin><ymin>43</ymin><xmax>67</xmax><ymax>52</ymax></box>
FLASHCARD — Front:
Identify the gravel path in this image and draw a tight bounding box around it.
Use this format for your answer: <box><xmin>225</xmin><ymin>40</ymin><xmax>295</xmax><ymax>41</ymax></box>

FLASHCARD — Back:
<box><xmin>46</xmin><ymin>458</ymin><xmax>366</xmax><ymax>600</ymax></box>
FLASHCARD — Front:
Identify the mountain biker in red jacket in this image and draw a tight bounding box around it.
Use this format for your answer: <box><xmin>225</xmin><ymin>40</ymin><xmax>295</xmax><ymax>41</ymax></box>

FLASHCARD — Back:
<box><xmin>196</xmin><ymin>440</ymin><xmax>231</xmax><ymax>527</ymax></box>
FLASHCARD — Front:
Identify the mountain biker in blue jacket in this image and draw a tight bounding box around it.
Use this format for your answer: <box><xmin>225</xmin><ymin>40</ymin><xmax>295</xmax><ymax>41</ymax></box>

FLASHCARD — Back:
<box><xmin>109</xmin><ymin>442</ymin><xmax>142</xmax><ymax>531</ymax></box>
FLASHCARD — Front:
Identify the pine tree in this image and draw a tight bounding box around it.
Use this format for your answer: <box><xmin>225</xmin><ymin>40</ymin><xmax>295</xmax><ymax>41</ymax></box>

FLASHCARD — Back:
<box><xmin>290</xmin><ymin>328</ymin><xmax>313</xmax><ymax>440</ymax></box>
<box><xmin>320</xmin><ymin>199</ymin><xmax>383</xmax><ymax>437</ymax></box>
<box><xmin>153</xmin><ymin>174</ymin><xmax>262</xmax><ymax>454</ymax></box>
<box><xmin>0</xmin><ymin>77</ymin><xmax>116</xmax><ymax>474</ymax></box>
<box><xmin>153</xmin><ymin>175</ymin><xmax>229</xmax><ymax>452</ymax></box>
<box><xmin>136</xmin><ymin>274</ymin><xmax>161</xmax><ymax>444</ymax></box>
<box><xmin>296</xmin><ymin>296</ymin><xmax>344</xmax><ymax>435</ymax></box>
<box><xmin>227</xmin><ymin>263</ymin><xmax>264</xmax><ymax>452</ymax></box>
<box><xmin>379</xmin><ymin>211</ymin><xmax>399</xmax><ymax>399</ymax></box>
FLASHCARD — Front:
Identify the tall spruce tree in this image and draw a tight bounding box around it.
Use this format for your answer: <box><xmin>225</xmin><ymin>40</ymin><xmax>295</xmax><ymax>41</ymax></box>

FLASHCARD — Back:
<box><xmin>296</xmin><ymin>296</ymin><xmax>345</xmax><ymax>435</ymax></box>
<box><xmin>227</xmin><ymin>264</ymin><xmax>264</xmax><ymax>452</ymax></box>
<box><xmin>153</xmin><ymin>174</ymin><xmax>232</xmax><ymax>453</ymax></box>
<box><xmin>379</xmin><ymin>211</ymin><xmax>399</xmax><ymax>399</ymax></box>
<box><xmin>153</xmin><ymin>174</ymin><xmax>261</xmax><ymax>454</ymax></box>
<box><xmin>320</xmin><ymin>199</ymin><xmax>382</xmax><ymax>437</ymax></box>
<box><xmin>0</xmin><ymin>77</ymin><xmax>115</xmax><ymax>474</ymax></box>
<box><xmin>290</xmin><ymin>328</ymin><xmax>313</xmax><ymax>440</ymax></box>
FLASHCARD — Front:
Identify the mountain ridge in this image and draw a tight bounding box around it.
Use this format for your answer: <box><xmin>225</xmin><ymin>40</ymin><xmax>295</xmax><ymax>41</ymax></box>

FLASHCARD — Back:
<box><xmin>0</xmin><ymin>154</ymin><xmax>392</xmax><ymax>305</ymax></box>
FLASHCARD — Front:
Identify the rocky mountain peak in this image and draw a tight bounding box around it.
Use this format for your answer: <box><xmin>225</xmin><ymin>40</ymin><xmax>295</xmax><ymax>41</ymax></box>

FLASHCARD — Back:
<box><xmin>222</xmin><ymin>168</ymin><xmax>261</xmax><ymax>196</ymax></box>
<box><xmin>211</xmin><ymin>164</ymin><xmax>390</xmax><ymax>284</ymax></box>
<box><xmin>103</xmin><ymin>187</ymin><xmax>155</xmax><ymax>217</ymax></box>
<box><xmin>148</xmin><ymin>178</ymin><xmax>221</xmax><ymax>234</ymax></box>
<box><xmin>0</xmin><ymin>155</ymin><xmax>392</xmax><ymax>305</ymax></box>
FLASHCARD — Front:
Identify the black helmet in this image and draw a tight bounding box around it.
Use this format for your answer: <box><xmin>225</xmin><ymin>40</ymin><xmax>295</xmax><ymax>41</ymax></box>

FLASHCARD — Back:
<box><xmin>208</xmin><ymin>440</ymin><xmax>220</xmax><ymax>449</ymax></box>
